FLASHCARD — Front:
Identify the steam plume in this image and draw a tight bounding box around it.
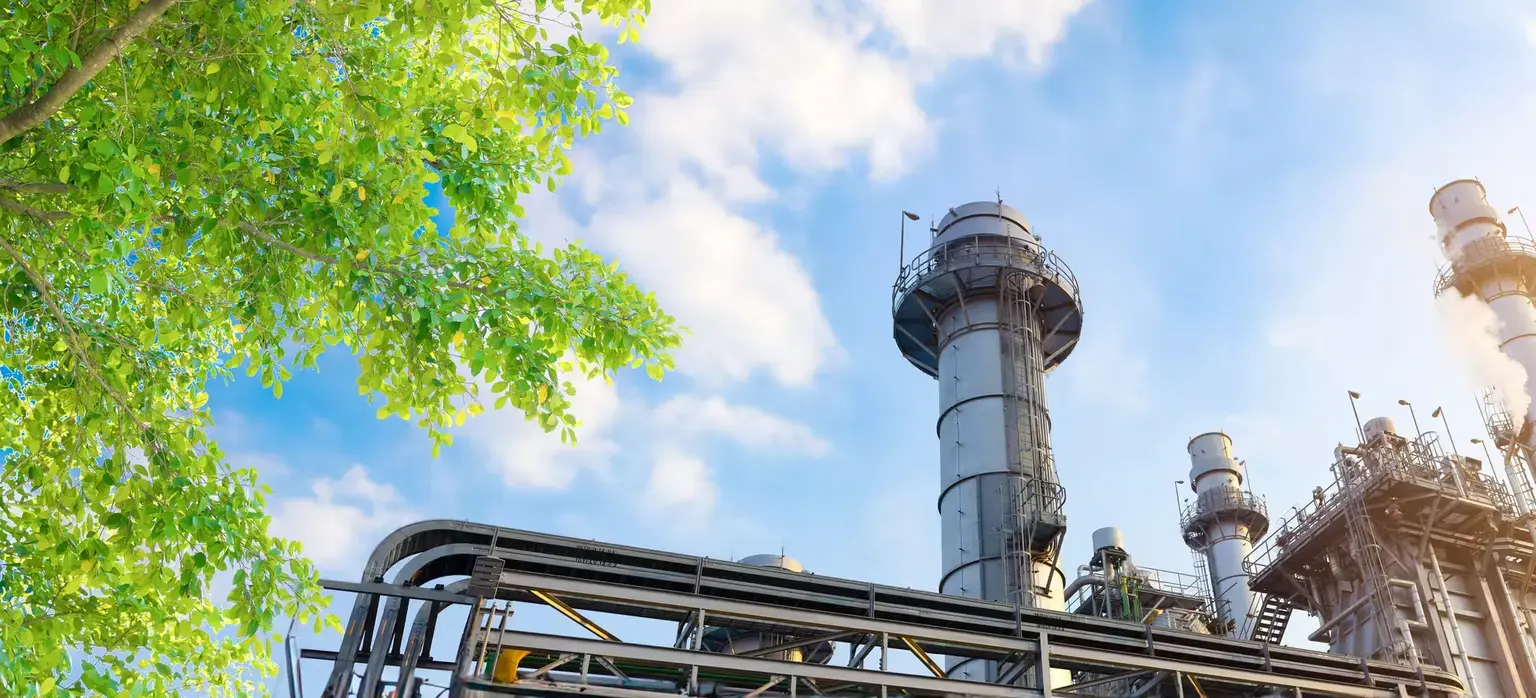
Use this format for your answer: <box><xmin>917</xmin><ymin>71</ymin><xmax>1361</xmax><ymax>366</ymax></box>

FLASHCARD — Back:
<box><xmin>1436</xmin><ymin>291</ymin><xmax>1532</xmax><ymax>425</ymax></box>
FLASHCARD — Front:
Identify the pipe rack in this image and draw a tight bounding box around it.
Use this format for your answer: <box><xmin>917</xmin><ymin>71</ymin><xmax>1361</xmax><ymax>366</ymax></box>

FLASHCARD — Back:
<box><xmin>307</xmin><ymin>520</ymin><xmax>1467</xmax><ymax>698</ymax></box>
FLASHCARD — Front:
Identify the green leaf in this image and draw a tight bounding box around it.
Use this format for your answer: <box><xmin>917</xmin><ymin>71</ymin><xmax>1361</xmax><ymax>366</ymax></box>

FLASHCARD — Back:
<box><xmin>0</xmin><ymin>0</ymin><xmax>681</xmax><ymax>692</ymax></box>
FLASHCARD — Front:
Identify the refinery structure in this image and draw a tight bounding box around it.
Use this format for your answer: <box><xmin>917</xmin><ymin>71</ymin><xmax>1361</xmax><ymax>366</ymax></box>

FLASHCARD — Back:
<box><xmin>304</xmin><ymin>181</ymin><xmax>1536</xmax><ymax>698</ymax></box>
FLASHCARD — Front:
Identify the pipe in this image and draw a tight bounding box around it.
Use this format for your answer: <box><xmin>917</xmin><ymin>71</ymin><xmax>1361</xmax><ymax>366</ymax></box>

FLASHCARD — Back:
<box><xmin>1492</xmin><ymin>566</ymin><xmax>1536</xmax><ymax>686</ymax></box>
<box><xmin>1307</xmin><ymin>579</ymin><xmax>1420</xmax><ymax>644</ymax></box>
<box><xmin>1064</xmin><ymin>572</ymin><xmax>1106</xmax><ymax>602</ymax></box>
<box><xmin>1428</xmin><ymin>545</ymin><xmax>1480</xmax><ymax>696</ymax></box>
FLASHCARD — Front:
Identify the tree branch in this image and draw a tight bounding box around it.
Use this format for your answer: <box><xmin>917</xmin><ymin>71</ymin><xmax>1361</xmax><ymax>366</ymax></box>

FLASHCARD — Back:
<box><xmin>0</xmin><ymin>0</ymin><xmax>181</xmax><ymax>145</ymax></box>
<box><xmin>0</xmin><ymin>180</ymin><xmax>72</xmax><ymax>194</ymax></box>
<box><xmin>237</xmin><ymin>223</ymin><xmax>339</xmax><ymax>264</ymax></box>
<box><xmin>0</xmin><ymin>194</ymin><xmax>70</xmax><ymax>220</ymax></box>
<box><xmin>0</xmin><ymin>235</ymin><xmax>152</xmax><ymax>442</ymax></box>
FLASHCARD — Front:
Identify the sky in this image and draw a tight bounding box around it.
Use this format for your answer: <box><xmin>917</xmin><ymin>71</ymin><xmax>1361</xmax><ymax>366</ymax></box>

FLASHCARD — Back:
<box><xmin>223</xmin><ymin>0</ymin><xmax>1536</xmax><ymax>694</ymax></box>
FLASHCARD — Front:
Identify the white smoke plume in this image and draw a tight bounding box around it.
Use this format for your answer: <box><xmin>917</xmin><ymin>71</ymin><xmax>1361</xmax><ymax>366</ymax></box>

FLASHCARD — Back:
<box><xmin>1435</xmin><ymin>291</ymin><xmax>1532</xmax><ymax>425</ymax></box>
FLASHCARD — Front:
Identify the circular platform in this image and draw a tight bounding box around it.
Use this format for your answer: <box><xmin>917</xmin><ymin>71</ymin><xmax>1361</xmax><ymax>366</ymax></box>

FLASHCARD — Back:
<box><xmin>1180</xmin><ymin>490</ymin><xmax>1270</xmax><ymax>549</ymax></box>
<box><xmin>1434</xmin><ymin>235</ymin><xmax>1536</xmax><ymax>297</ymax></box>
<box><xmin>892</xmin><ymin>233</ymin><xmax>1083</xmax><ymax>378</ymax></box>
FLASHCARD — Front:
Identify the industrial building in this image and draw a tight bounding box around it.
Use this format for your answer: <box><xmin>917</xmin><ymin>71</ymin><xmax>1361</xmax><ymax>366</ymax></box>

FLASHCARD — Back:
<box><xmin>303</xmin><ymin>182</ymin><xmax>1536</xmax><ymax>698</ymax></box>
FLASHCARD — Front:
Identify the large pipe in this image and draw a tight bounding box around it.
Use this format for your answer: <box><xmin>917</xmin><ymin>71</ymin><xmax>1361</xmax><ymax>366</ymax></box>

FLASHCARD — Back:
<box><xmin>1180</xmin><ymin>433</ymin><xmax>1269</xmax><ymax>638</ymax></box>
<box><xmin>1307</xmin><ymin>579</ymin><xmax>1423</xmax><ymax>644</ymax></box>
<box><xmin>1428</xmin><ymin>545</ymin><xmax>1480</xmax><ymax>696</ymax></box>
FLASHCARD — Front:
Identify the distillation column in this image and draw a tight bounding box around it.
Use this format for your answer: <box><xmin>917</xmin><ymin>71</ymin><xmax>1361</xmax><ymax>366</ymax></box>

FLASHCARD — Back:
<box><xmin>893</xmin><ymin>201</ymin><xmax>1084</xmax><ymax>685</ymax></box>
<box><xmin>1180</xmin><ymin>433</ymin><xmax>1269</xmax><ymax>639</ymax></box>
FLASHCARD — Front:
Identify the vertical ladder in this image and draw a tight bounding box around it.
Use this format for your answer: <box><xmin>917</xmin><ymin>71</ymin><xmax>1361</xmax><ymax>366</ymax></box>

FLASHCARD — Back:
<box><xmin>999</xmin><ymin>271</ymin><xmax>1061</xmax><ymax>608</ymax></box>
<box><xmin>1337</xmin><ymin>451</ymin><xmax>1403</xmax><ymax>660</ymax></box>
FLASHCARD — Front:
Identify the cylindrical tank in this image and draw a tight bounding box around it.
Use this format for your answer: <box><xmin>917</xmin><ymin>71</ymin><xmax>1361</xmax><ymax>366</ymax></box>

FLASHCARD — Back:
<box><xmin>892</xmin><ymin>199</ymin><xmax>1084</xmax><ymax>688</ymax></box>
<box><xmin>1361</xmin><ymin>416</ymin><xmax>1397</xmax><ymax>444</ymax></box>
<box><xmin>1092</xmin><ymin>527</ymin><xmax>1126</xmax><ymax>554</ymax></box>
<box><xmin>700</xmin><ymin>555</ymin><xmax>833</xmax><ymax>663</ymax></box>
<box><xmin>1181</xmin><ymin>432</ymin><xmax>1269</xmax><ymax>638</ymax></box>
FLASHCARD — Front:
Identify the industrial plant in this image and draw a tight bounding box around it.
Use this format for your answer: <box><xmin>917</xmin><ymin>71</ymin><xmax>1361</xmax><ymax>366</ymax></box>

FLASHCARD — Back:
<box><xmin>304</xmin><ymin>180</ymin><xmax>1536</xmax><ymax>698</ymax></box>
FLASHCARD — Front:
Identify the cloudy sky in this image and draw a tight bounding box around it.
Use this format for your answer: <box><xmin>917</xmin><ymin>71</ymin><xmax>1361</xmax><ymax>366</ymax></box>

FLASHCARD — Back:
<box><xmin>237</xmin><ymin>0</ymin><xmax>1536</xmax><ymax>692</ymax></box>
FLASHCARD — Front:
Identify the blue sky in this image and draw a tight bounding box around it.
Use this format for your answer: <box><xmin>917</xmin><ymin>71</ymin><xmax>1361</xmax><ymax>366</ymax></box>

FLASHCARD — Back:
<box><xmin>230</xmin><ymin>0</ymin><xmax>1536</xmax><ymax>693</ymax></box>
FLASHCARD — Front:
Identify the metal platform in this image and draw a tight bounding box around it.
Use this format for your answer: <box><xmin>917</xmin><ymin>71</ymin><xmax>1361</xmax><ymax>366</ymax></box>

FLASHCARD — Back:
<box><xmin>305</xmin><ymin>520</ymin><xmax>1468</xmax><ymax>698</ymax></box>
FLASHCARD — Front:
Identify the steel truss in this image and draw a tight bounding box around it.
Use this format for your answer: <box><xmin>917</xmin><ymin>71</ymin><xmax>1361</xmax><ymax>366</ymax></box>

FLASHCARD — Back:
<box><xmin>307</xmin><ymin>520</ymin><xmax>1466</xmax><ymax>698</ymax></box>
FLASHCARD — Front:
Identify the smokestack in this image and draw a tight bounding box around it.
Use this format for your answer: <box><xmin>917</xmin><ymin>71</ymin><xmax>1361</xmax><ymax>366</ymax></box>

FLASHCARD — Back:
<box><xmin>892</xmin><ymin>200</ymin><xmax>1084</xmax><ymax>686</ymax></box>
<box><xmin>1431</xmin><ymin>180</ymin><xmax>1536</xmax><ymax>504</ymax></box>
<box><xmin>1180</xmin><ymin>432</ymin><xmax>1269</xmax><ymax>639</ymax></box>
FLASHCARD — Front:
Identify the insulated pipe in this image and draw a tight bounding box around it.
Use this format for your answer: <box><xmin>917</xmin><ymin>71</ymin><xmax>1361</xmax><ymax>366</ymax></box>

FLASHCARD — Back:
<box><xmin>1064</xmin><ymin>572</ymin><xmax>1107</xmax><ymax>601</ymax></box>
<box><xmin>1308</xmin><ymin>579</ymin><xmax>1421</xmax><ymax>644</ymax></box>
<box><xmin>1428</xmin><ymin>545</ymin><xmax>1480</xmax><ymax>696</ymax></box>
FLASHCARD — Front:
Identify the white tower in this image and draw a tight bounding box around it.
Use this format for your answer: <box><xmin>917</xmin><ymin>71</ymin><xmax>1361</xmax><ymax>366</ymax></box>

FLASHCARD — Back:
<box><xmin>893</xmin><ymin>201</ymin><xmax>1083</xmax><ymax>686</ymax></box>
<box><xmin>1180</xmin><ymin>432</ymin><xmax>1269</xmax><ymax>638</ymax></box>
<box><xmin>1432</xmin><ymin>179</ymin><xmax>1536</xmax><ymax>509</ymax></box>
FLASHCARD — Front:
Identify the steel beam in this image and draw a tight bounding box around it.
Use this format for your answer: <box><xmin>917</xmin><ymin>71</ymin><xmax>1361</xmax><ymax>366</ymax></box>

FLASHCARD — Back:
<box><xmin>738</xmin><ymin>631</ymin><xmax>859</xmax><ymax>658</ymax></box>
<box><xmin>321</xmin><ymin>578</ymin><xmax>475</xmax><ymax>606</ymax></box>
<box><xmin>498</xmin><ymin>569</ymin><xmax>1038</xmax><ymax>661</ymax></box>
<box><xmin>480</xmin><ymin>629</ymin><xmax>1044</xmax><ymax>698</ymax></box>
<box><xmin>494</xmin><ymin>569</ymin><xmax>1412</xmax><ymax>698</ymax></box>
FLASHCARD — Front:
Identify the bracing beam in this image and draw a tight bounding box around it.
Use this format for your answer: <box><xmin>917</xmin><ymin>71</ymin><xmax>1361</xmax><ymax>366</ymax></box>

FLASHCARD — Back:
<box><xmin>899</xmin><ymin>635</ymin><xmax>946</xmax><ymax>678</ymax></box>
<box><xmin>531</xmin><ymin>588</ymin><xmax>622</xmax><ymax>642</ymax></box>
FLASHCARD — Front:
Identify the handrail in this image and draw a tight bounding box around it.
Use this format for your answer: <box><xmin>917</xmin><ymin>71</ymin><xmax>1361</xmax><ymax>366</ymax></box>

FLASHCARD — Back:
<box><xmin>1434</xmin><ymin>234</ymin><xmax>1536</xmax><ymax>295</ymax></box>
<box><xmin>893</xmin><ymin>234</ymin><xmax>1081</xmax><ymax>313</ymax></box>
<box><xmin>1246</xmin><ymin>432</ymin><xmax>1518</xmax><ymax>579</ymax></box>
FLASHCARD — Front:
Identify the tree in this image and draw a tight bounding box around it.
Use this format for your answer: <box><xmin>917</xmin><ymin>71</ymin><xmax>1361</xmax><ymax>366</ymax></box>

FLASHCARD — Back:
<box><xmin>0</xmin><ymin>0</ymin><xmax>677</xmax><ymax>694</ymax></box>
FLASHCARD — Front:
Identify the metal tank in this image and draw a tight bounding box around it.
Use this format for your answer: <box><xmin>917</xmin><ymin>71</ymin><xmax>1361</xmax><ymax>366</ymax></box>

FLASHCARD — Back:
<box><xmin>699</xmin><ymin>554</ymin><xmax>834</xmax><ymax>664</ymax></box>
<box><xmin>892</xmin><ymin>200</ymin><xmax>1084</xmax><ymax>686</ymax></box>
<box><xmin>1180</xmin><ymin>432</ymin><xmax>1269</xmax><ymax>638</ymax></box>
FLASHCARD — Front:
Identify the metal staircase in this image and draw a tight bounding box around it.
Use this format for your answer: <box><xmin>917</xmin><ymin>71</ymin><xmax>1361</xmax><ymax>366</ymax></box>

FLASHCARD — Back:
<box><xmin>1249</xmin><ymin>593</ymin><xmax>1294</xmax><ymax>644</ymax></box>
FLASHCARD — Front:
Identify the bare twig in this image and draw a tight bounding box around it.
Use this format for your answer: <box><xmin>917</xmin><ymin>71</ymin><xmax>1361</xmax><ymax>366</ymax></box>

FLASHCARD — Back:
<box><xmin>0</xmin><ymin>0</ymin><xmax>181</xmax><ymax>145</ymax></box>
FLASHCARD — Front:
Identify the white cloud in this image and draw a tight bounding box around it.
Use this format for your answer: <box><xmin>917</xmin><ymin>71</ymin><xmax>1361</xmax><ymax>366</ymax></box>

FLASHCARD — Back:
<box><xmin>866</xmin><ymin>0</ymin><xmax>1093</xmax><ymax>70</ymax></box>
<box><xmin>536</xmin><ymin>0</ymin><xmax>1094</xmax><ymax>389</ymax></box>
<box><xmin>643</xmin><ymin>450</ymin><xmax>718</xmax><ymax>518</ymax></box>
<box><xmin>458</xmin><ymin>368</ymin><xmax>621</xmax><ymax>490</ymax></box>
<box><xmin>653</xmin><ymin>394</ymin><xmax>831</xmax><ymax>455</ymax></box>
<box><xmin>587</xmin><ymin>182</ymin><xmax>840</xmax><ymax>387</ymax></box>
<box><xmin>267</xmin><ymin>465</ymin><xmax>421</xmax><ymax>573</ymax></box>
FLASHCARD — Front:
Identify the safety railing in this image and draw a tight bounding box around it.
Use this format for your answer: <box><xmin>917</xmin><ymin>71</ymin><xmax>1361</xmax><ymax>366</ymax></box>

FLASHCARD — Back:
<box><xmin>1180</xmin><ymin>489</ymin><xmax>1269</xmax><ymax>534</ymax></box>
<box><xmin>893</xmin><ymin>234</ymin><xmax>1081</xmax><ymax>313</ymax></box>
<box><xmin>1433</xmin><ymin>234</ymin><xmax>1536</xmax><ymax>295</ymax></box>
<box><xmin>1246</xmin><ymin>432</ymin><xmax>1518</xmax><ymax>579</ymax></box>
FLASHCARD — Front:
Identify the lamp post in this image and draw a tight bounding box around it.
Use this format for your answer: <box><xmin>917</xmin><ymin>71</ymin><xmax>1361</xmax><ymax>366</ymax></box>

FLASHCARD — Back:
<box><xmin>899</xmin><ymin>210</ymin><xmax>920</xmax><ymax>271</ymax></box>
<box><xmin>1398</xmin><ymin>399</ymin><xmax>1423</xmax><ymax>440</ymax></box>
<box><xmin>1433</xmin><ymin>407</ymin><xmax>1469</xmax><ymax>497</ymax></box>
<box><xmin>1173</xmin><ymin>479</ymin><xmax>1186</xmax><ymax>523</ymax></box>
<box><xmin>1348</xmin><ymin>391</ymin><xmax>1365</xmax><ymax>443</ymax></box>
<box><xmin>1511</xmin><ymin>206</ymin><xmax>1534</xmax><ymax>238</ymax></box>
<box><xmin>1472</xmin><ymin>438</ymin><xmax>1497</xmax><ymax>467</ymax></box>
